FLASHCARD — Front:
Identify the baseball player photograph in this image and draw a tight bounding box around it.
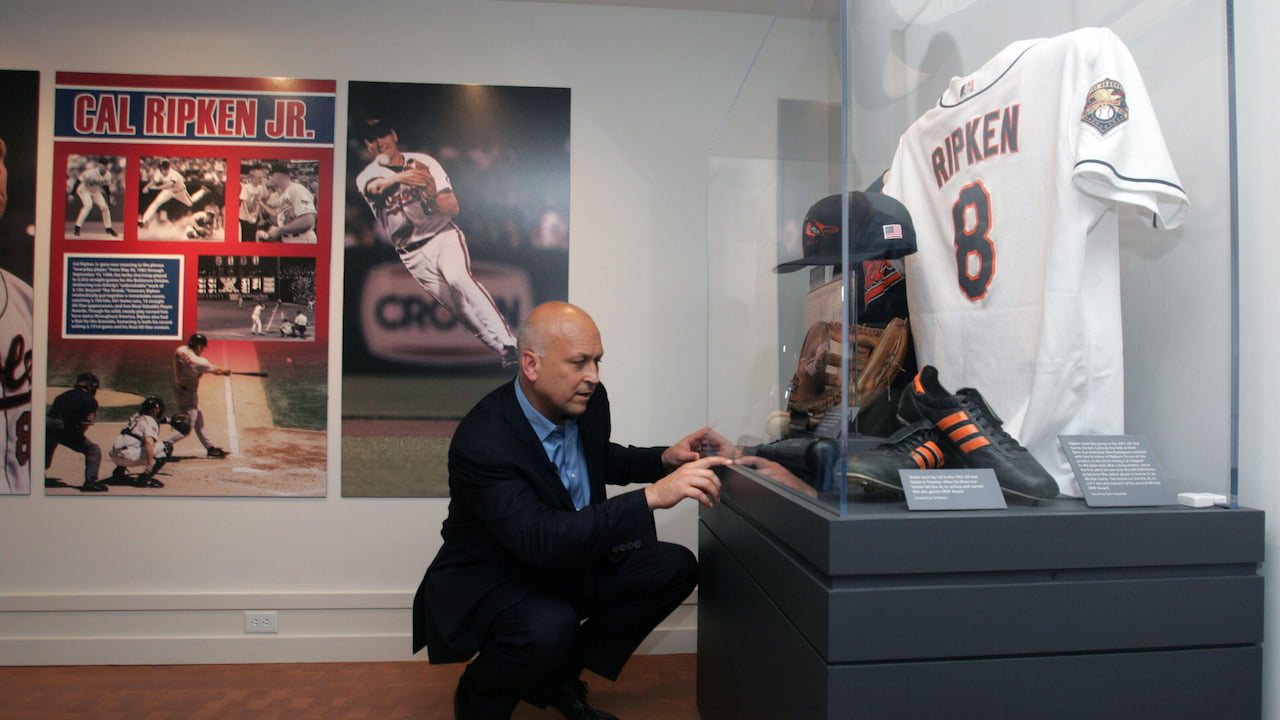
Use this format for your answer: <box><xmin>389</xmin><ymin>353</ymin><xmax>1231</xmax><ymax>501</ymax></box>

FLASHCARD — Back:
<box><xmin>106</xmin><ymin>395</ymin><xmax>170</xmax><ymax>489</ymax></box>
<box><xmin>195</xmin><ymin>255</ymin><xmax>316</xmax><ymax>342</ymax></box>
<box><xmin>237</xmin><ymin>162</ymin><xmax>270</xmax><ymax>243</ymax></box>
<box><xmin>166</xmin><ymin>334</ymin><xmax>232</xmax><ymax>459</ymax></box>
<box><xmin>343</xmin><ymin>81</ymin><xmax>569</xmax><ymax>498</ymax></box>
<box><xmin>264</xmin><ymin>162</ymin><xmax>317</xmax><ymax>243</ymax></box>
<box><xmin>355</xmin><ymin>117</ymin><xmax>515</xmax><ymax>362</ymax></box>
<box><xmin>0</xmin><ymin>69</ymin><xmax>37</xmax><ymax>496</ymax></box>
<box><xmin>45</xmin><ymin>373</ymin><xmax>103</xmax><ymax>492</ymax></box>
<box><xmin>65</xmin><ymin>154</ymin><xmax>123</xmax><ymax>239</ymax></box>
<box><xmin>137</xmin><ymin>156</ymin><xmax>225</xmax><ymax>241</ymax></box>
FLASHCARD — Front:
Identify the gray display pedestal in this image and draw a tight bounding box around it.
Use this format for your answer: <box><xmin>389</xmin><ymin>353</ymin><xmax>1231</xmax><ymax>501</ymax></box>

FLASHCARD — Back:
<box><xmin>697</xmin><ymin>466</ymin><xmax>1264</xmax><ymax>719</ymax></box>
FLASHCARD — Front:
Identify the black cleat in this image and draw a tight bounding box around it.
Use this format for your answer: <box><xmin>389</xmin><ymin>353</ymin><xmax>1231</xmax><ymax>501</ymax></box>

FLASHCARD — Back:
<box><xmin>846</xmin><ymin>421</ymin><xmax>952</xmax><ymax>492</ymax></box>
<box><xmin>905</xmin><ymin>366</ymin><xmax>1059</xmax><ymax>500</ymax></box>
<box><xmin>206</xmin><ymin>446</ymin><xmax>228</xmax><ymax>459</ymax></box>
<box><xmin>73</xmin><ymin>225</ymin><xmax>81</xmax><ymax>236</ymax></box>
<box><xmin>105</xmin><ymin>227</ymin><xmax>118</xmax><ymax>237</ymax></box>
<box><xmin>79</xmin><ymin>480</ymin><xmax>109</xmax><ymax>492</ymax></box>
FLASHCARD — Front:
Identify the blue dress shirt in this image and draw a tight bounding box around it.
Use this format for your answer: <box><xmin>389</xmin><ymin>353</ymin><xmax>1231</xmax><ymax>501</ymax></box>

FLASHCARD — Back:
<box><xmin>514</xmin><ymin>380</ymin><xmax>591</xmax><ymax>510</ymax></box>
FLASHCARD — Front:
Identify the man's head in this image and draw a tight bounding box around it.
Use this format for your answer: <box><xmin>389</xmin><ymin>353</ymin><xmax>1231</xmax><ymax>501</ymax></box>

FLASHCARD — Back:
<box><xmin>268</xmin><ymin>164</ymin><xmax>292</xmax><ymax>192</ymax></box>
<box><xmin>247</xmin><ymin>164</ymin><xmax>266</xmax><ymax>185</ymax></box>
<box><xmin>157</xmin><ymin>159</ymin><xmax>170</xmax><ymax>171</ymax></box>
<box><xmin>140</xmin><ymin>395</ymin><xmax>165</xmax><ymax>419</ymax></box>
<box><xmin>361</xmin><ymin>118</ymin><xmax>399</xmax><ymax>157</ymax></box>
<box><xmin>517</xmin><ymin>302</ymin><xmax>603</xmax><ymax>423</ymax></box>
<box><xmin>75</xmin><ymin>372</ymin><xmax>100</xmax><ymax>395</ymax></box>
<box><xmin>188</xmin><ymin>333</ymin><xmax>208</xmax><ymax>355</ymax></box>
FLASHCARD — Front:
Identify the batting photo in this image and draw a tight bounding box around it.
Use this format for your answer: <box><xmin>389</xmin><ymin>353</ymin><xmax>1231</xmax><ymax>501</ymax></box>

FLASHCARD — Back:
<box><xmin>195</xmin><ymin>255</ymin><xmax>317</xmax><ymax>342</ymax></box>
<box><xmin>44</xmin><ymin>337</ymin><xmax>326</xmax><ymax>497</ymax></box>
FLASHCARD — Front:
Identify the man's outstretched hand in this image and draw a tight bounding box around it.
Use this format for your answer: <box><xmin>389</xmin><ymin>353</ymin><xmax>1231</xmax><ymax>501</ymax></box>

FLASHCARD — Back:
<box><xmin>662</xmin><ymin>427</ymin><xmax>739</xmax><ymax>471</ymax></box>
<box><xmin>646</xmin><ymin>455</ymin><xmax>731</xmax><ymax>510</ymax></box>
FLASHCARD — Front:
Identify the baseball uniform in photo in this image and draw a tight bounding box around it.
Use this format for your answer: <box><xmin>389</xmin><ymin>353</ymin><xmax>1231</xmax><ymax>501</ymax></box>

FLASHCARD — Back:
<box><xmin>74</xmin><ymin>163</ymin><xmax>113</xmax><ymax>232</ymax></box>
<box><xmin>273</xmin><ymin>181</ymin><xmax>317</xmax><ymax>243</ymax></box>
<box><xmin>357</xmin><ymin>152</ymin><xmax>515</xmax><ymax>355</ymax></box>
<box><xmin>110</xmin><ymin>412</ymin><xmax>167</xmax><ymax>469</ymax></box>
<box><xmin>882</xmin><ymin>27</ymin><xmax>1189</xmax><ymax>496</ymax></box>
<box><xmin>0</xmin><ymin>269</ymin><xmax>32</xmax><ymax>494</ymax></box>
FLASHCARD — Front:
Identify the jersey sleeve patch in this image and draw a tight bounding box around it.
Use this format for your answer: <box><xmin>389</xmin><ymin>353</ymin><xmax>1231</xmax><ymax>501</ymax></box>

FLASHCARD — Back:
<box><xmin>1081</xmin><ymin>79</ymin><xmax>1129</xmax><ymax>135</ymax></box>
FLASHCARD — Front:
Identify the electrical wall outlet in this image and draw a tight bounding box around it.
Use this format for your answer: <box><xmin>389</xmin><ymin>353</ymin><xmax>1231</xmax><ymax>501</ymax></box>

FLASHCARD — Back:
<box><xmin>244</xmin><ymin>611</ymin><xmax>279</xmax><ymax>634</ymax></box>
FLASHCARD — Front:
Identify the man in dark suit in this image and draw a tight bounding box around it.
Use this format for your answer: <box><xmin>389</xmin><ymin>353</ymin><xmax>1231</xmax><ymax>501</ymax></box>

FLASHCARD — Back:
<box><xmin>413</xmin><ymin>302</ymin><xmax>731</xmax><ymax>720</ymax></box>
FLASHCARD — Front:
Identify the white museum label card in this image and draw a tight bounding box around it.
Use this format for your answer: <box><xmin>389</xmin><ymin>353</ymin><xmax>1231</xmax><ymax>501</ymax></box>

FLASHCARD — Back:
<box><xmin>1060</xmin><ymin>435</ymin><xmax>1176</xmax><ymax>507</ymax></box>
<box><xmin>900</xmin><ymin>468</ymin><xmax>1006</xmax><ymax>511</ymax></box>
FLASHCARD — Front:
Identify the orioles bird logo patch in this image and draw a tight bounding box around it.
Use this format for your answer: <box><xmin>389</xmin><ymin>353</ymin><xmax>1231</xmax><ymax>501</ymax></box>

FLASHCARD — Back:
<box><xmin>1081</xmin><ymin>78</ymin><xmax>1129</xmax><ymax>134</ymax></box>
<box><xmin>803</xmin><ymin>218</ymin><xmax>840</xmax><ymax>251</ymax></box>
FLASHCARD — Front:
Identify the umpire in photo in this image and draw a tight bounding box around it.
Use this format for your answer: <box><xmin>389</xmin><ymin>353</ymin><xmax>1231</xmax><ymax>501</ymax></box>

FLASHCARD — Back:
<box><xmin>46</xmin><ymin>372</ymin><xmax>104</xmax><ymax>492</ymax></box>
<box><xmin>414</xmin><ymin>301</ymin><xmax>731</xmax><ymax>720</ymax></box>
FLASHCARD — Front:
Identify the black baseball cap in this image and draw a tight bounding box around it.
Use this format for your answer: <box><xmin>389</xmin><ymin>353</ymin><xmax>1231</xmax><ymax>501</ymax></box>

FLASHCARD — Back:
<box><xmin>775</xmin><ymin>191</ymin><xmax>917</xmax><ymax>273</ymax></box>
<box><xmin>268</xmin><ymin>163</ymin><xmax>291</xmax><ymax>176</ymax></box>
<box><xmin>360</xmin><ymin>117</ymin><xmax>395</xmax><ymax>141</ymax></box>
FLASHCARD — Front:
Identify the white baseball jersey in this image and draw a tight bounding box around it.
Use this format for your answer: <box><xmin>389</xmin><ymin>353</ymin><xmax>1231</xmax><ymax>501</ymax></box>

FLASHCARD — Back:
<box><xmin>78</xmin><ymin>166</ymin><xmax>111</xmax><ymax>194</ymax></box>
<box><xmin>0</xmin><ymin>270</ymin><xmax>33</xmax><ymax>494</ymax></box>
<box><xmin>110</xmin><ymin>413</ymin><xmax>165</xmax><ymax>468</ymax></box>
<box><xmin>174</xmin><ymin>344</ymin><xmax>216</xmax><ymax>389</ymax></box>
<box><xmin>272</xmin><ymin>181</ymin><xmax>317</xmax><ymax>242</ymax></box>
<box><xmin>356</xmin><ymin>152</ymin><xmax>453</xmax><ymax>249</ymax></box>
<box><xmin>152</xmin><ymin>167</ymin><xmax>182</xmax><ymax>191</ymax></box>
<box><xmin>883</xmin><ymin>27</ymin><xmax>1189</xmax><ymax>496</ymax></box>
<box><xmin>239</xmin><ymin>181</ymin><xmax>268</xmax><ymax>223</ymax></box>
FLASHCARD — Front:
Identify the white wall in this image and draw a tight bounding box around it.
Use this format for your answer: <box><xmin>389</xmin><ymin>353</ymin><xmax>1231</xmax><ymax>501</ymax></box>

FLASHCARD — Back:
<box><xmin>1233</xmin><ymin>0</ymin><xmax>1280</xmax><ymax>715</ymax></box>
<box><xmin>0</xmin><ymin>0</ymin><xmax>770</xmax><ymax>664</ymax></box>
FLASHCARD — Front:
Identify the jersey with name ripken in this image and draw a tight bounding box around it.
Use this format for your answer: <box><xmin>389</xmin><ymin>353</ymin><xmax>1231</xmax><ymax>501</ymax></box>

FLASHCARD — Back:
<box><xmin>883</xmin><ymin>27</ymin><xmax>1189</xmax><ymax>496</ymax></box>
<box><xmin>355</xmin><ymin>152</ymin><xmax>452</xmax><ymax>250</ymax></box>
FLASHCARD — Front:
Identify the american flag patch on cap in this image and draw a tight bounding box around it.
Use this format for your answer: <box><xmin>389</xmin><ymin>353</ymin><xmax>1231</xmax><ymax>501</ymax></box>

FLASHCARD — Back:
<box><xmin>883</xmin><ymin>224</ymin><xmax>903</xmax><ymax>240</ymax></box>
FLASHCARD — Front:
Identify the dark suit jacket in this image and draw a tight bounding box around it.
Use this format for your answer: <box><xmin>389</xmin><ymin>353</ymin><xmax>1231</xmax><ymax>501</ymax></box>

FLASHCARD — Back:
<box><xmin>412</xmin><ymin>380</ymin><xmax>666</xmax><ymax>662</ymax></box>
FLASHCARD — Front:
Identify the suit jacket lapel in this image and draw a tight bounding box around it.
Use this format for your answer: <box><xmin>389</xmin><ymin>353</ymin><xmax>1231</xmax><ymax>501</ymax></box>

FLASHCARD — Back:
<box><xmin>498</xmin><ymin>381</ymin><xmax>576</xmax><ymax>510</ymax></box>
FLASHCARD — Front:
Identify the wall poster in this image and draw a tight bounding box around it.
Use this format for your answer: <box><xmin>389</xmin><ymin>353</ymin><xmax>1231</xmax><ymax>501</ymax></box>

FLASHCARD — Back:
<box><xmin>0</xmin><ymin>70</ymin><xmax>38</xmax><ymax>496</ymax></box>
<box><xmin>45</xmin><ymin>72</ymin><xmax>333</xmax><ymax>496</ymax></box>
<box><xmin>342</xmin><ymin>81</ymin><xmax>570</xmax><ymax>497</ymax></box>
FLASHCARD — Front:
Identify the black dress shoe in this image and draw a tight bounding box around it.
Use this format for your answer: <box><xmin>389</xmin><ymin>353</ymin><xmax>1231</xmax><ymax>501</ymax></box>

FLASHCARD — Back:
<box><xmin>533</xmin><ymin>680</ymin><xmax>620</xmax><ymax>720</ymax></box>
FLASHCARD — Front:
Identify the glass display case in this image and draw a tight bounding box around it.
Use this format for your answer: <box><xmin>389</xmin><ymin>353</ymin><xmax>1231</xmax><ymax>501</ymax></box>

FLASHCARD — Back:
<box><xmin>699</xmin><ymin>7</ymin><xmax>1259</xmax><ymax>718</ymax></box>
<box><xmin>706</xmin><ymin>0</ymin><xmax>1237</xmax><ymax>517</ymax></box>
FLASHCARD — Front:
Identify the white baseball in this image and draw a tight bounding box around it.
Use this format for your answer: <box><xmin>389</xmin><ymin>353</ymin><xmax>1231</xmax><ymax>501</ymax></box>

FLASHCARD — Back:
<box><xmin>766</xmin><ymin>410</ymin><xmax>790</xmax><ymax>440</ymax></box>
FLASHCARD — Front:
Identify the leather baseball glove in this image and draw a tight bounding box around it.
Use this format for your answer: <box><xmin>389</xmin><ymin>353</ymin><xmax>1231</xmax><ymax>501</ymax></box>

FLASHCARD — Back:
<box><xmin>786</xmin><ymin>317</ymin><xmax>911</xmax><ymax>429</ymax></box>
<box><xmin>399</xmin><ymin>158</ymin><xmax>438</xmax><ymax>207</ymax></box>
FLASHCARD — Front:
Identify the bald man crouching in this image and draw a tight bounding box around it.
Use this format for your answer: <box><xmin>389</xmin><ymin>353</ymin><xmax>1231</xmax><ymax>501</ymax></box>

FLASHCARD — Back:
<box><xmin>412</xmin><ymin>302</ymin><xmax>730</xmax><ymax>720</ymax></box>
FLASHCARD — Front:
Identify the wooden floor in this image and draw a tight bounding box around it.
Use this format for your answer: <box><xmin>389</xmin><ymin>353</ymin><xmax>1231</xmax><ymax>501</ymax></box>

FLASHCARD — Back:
<box><xmin>0</xmin><ymin>654</ymin><xmax>700</xmax><ymax>719</ymax></box>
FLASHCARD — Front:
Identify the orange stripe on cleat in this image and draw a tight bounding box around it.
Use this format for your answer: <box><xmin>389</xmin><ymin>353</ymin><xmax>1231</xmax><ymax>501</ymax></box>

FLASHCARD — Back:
<box><xmin>959</xmin><ymin>437</ymin><xmax>991</xmax><ymax>453</ymax></box>
<box><xmin>921</xmin><ymin>442</ymin><xmax>943</xmax><ymax>466</ymax></box>
<box><xmin>911</xmin><ymin>450</ymin><xmax>928</xmax><ymax>469</ymax></box>
<box><xmin>913</xmin><ymin>374</ymin><xmax>924</xmax><ymax>394</ymax></box>
<box><xmin>936</xmin><ymin>411</ymin><xmax>969</xmax><ymax>430</ymax></box>
<box><xmin>948</xmin><ymin>426</ymin><xmax>980</xmax><ymax>444</ymax></box>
